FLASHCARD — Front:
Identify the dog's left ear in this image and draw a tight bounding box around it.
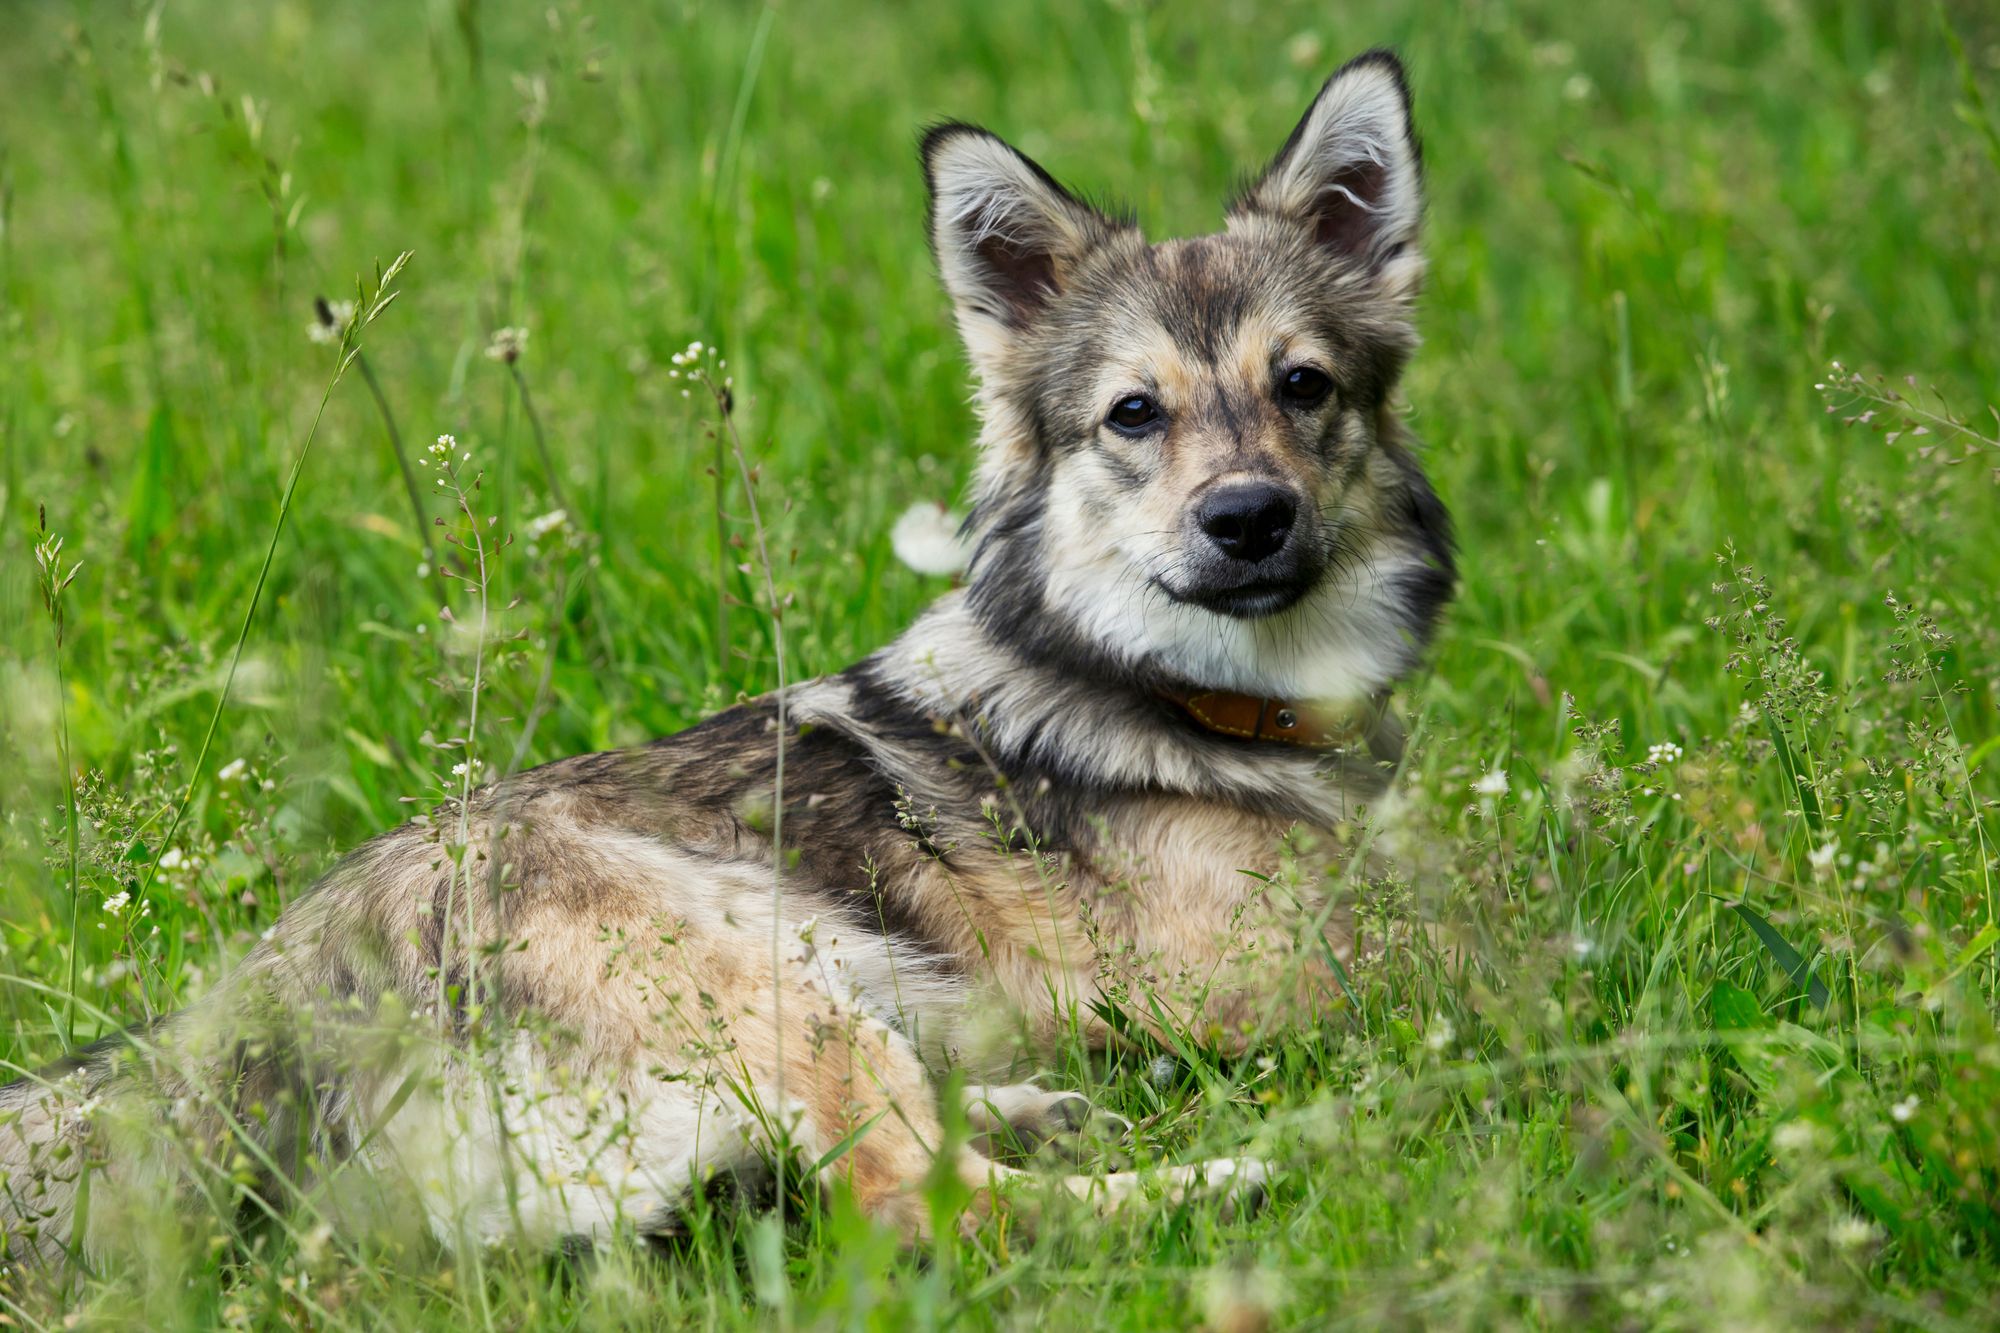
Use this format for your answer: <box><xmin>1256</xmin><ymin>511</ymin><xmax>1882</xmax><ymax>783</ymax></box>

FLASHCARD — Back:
<box><xmin>1232</xmin><ymin>50</ymin><xmax>1424</xmax><ymax>299</ymax></box>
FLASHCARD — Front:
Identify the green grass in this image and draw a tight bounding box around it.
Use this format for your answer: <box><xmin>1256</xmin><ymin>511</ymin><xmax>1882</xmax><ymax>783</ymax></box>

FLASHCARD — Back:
<box><xmin>4</xmin><ymin>0</ymin><xmax>2000</xmax><ymax>1326</ymax></box>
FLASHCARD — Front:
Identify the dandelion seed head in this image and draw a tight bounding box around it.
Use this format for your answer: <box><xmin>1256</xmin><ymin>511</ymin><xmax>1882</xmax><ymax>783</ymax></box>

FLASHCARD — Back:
<box><xmin>484</xmin><ymin>326</ymin><xmax>528</xmax><ymax>364</ymax></box>
<box><xmin>890</xmin><ymin>502</ymin><xmax>969</xmax><ymax>576</ymax></box>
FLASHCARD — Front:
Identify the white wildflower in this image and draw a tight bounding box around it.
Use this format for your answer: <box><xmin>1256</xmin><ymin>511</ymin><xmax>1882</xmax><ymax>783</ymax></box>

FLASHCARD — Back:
<box><xmin>1646</xmin><ymin>741</ymin><xmax>1683</xmax><ymax>765</ymax></box>
<box><xmin>158</xmin><ymin>847</ymin><xmax>185</xmax><ymax>870</ymax></box>
<box><xmin>216</xmin><ymin>757</ymin><xmax>247</xmax><ymax>783</ymax></box>
<box><xmin>1828</xmin><ymin>1214</ymin><xmax>1880</xmax><ymax>1251</ymax></box>
<box><xmin>1424</xmin><ymin>1017</ymin><xmax>1455</xmax><ymax>1052</ymax></box>
<box><xmin>1472</xmin><ymin>767</ymin><xmax>1510</xmax><ymax>797</ymax></box>
<box><xmin>1891</xmin><ymin>1094</ymin><xmax>1919</xmax><ymax>1123</ymax></box>
<box><xmin>430</xmin><ymin>433</ymin><xmax>457</xmax><ymax>459</ymax></box>
<box><xmin>1772</xmin><ymin>1120</ymin><xmax>1819</xmax><ymax>1154</ymax></box>
<box><xmin>103</xmin><ymin>890</ymin><xmax>131</xmax><ymax>914</ymax></box>
<box><xmin>1808</xmin><ymin>840</ymin><xmax>1838</xmax><ymax>871</ymax></box>
<box><xmin>1571</xmin><ymin>936</ymin><xmax>1594</xmax><ymax>959</ymax></box>
<box><xmin>889</xmin><ymin>501</ymin><xmax>969</xmax><ymax>576</ymax></box>
<box><xmin>524</xmin><ymin>508</ymin><xmax>568</xmax><ymax>542</ymax></box>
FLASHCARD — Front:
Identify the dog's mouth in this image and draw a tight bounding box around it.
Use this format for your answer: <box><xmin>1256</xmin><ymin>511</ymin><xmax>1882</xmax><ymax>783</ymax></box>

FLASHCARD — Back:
<box><xmin>1155</xmin><ymin>572</ymin><xmax>1316</xmax><ymax>620</ymax></box>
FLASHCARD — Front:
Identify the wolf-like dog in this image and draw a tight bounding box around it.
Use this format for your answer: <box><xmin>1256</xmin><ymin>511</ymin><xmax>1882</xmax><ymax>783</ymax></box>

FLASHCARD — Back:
<box><xmin>0</xmin><ymin>49</ymin><xmax>1452</xmax><ymax>1263</ymax></box>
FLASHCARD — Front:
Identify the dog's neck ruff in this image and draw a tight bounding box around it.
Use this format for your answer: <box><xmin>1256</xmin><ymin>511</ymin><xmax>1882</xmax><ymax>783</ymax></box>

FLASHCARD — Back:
<box><xmin>1157</xmin><ymin>687</ymin><xmax>1388</xmax><ymax>751</ymax></box>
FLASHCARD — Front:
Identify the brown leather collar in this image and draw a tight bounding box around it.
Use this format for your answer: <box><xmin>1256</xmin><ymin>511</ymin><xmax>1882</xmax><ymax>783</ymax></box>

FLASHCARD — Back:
<box><xmin>1158</xmin><ymin>687</ymin><xmax>1384</xmax><ymax>751</ymax></box>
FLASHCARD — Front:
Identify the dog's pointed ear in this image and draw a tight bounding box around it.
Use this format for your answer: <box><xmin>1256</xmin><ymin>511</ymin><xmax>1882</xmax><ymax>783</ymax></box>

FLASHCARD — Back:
<box><xmin>1232</xmin><ymin>50</ymin><xmax>1424</xmax><ymax>297</ymax></box>
<box><xmin>923</xmin><ymin>123</ymin><xmax>1123</xmax><ymax>370</ymax></box>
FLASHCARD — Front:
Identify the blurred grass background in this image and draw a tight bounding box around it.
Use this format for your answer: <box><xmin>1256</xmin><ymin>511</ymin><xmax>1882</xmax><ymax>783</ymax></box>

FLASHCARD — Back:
<box><xmin>3</xmin><ymin>0</ymin><xmax>2000</xmax><ymax>1326</ymax></box>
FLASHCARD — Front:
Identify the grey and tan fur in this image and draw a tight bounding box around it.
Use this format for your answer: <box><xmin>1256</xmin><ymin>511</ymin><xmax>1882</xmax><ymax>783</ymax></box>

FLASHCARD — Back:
<box><xmin>0</xmin><ymin>50</ymin><xmax>1452</xmax><ymax>1267</ymax></box>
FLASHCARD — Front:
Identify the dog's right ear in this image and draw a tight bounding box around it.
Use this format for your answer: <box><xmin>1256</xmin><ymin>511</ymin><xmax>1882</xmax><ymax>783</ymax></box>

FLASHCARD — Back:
<box><xmin>922</xmin><ymin>124</ymin><xmax>1122</xmax><ymax>375</ymax></box>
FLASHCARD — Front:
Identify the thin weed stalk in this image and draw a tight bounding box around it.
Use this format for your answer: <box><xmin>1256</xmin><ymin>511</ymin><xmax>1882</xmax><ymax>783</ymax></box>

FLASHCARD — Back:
<box><xmin>499</xmin><ymin>344</ymin><xmax>620</xmax><ymax>670</ymax></box>
<box><xmin>32</xmin><ymin>509</ymin><xmax>84</xmax><ymax>1047</ymax></box>
<box><xmin>321</xmin><ymin>294</ymin><xmax>447</xmax><ymax>607</ymax></box>
<box><xmin>683</xmin><ymin>342</ymin><xmax>795</xmax><ymax>1234</ymax></box>
<box><xmin>504</xmin><ymin>359</ymin><xmax>568</xmax><ymax>517</ymax></box>
<box><xmin>424</xmin><ymin>432</ymin><xmax>526</xmax><ymax>1298</ymax></box>
<box><xmin>135</xmin><ymin>256</ymin><xmax>412</xmax><ymax>929</ymax></box>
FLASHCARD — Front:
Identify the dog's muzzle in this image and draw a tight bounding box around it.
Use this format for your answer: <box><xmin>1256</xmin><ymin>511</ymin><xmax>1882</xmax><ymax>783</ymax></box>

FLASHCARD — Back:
<box><xmin>1171</xmin><ymin>480</ymin><xmax>1319</xmax><ymax>618</ymax></box>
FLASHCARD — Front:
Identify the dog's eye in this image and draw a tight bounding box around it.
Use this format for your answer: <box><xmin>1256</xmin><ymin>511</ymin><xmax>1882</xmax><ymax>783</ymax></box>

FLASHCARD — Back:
<box><xmin>1106</xmin><ymin>395</ymin><xmax>1160</xmax><ymax>432</ymax></box>
<box><xmin>1280</xmin><ymin>366</ymin><xmax>1333</xmax><ymax>407</ymax></box>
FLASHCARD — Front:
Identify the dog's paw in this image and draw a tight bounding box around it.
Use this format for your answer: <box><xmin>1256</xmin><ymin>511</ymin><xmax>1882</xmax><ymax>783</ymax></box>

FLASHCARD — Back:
<box><xmin>1167</xmin><ymin>1156</ymin><xmax>1271</xmax><ymax>1220</ymax></box>
<box><xmin>965</xmin><ymin>1084</ymin><xmax>1133</xmax><ymax>1161</ymax></box>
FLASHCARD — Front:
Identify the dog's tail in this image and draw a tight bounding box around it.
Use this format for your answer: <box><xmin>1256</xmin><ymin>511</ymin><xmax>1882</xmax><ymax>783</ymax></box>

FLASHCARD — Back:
<box><xmin>0</xmin><ymin>977</ymin><xmax>330</xmax><ymax>1272</ymax></box>
<box><xmin>0</xmin><ymin>1027</ymin><xmax>153</xmax><ymax>1268</ymax></box>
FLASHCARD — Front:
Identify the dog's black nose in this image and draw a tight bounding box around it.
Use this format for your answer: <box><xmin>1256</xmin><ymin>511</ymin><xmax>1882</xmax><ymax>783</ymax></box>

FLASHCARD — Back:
<box><xmin>1197</xmin><ymin>483</ymin><xmax>1297</xmax><ymax>564</ymax></box>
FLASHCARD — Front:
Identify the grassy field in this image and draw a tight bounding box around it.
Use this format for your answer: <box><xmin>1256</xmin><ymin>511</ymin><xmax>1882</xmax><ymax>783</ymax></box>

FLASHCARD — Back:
<box><xmin>3</xmin><ymin>0</ymin><xmax>2000</xmax><ymax>1326</ymax></box>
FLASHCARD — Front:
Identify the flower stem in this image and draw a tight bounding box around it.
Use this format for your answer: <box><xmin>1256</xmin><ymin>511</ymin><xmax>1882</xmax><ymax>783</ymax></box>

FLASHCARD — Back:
<box><xmin>355</xmin><ymin>349</ymin><xmax>447</xmax><ymax>606</ymax></box>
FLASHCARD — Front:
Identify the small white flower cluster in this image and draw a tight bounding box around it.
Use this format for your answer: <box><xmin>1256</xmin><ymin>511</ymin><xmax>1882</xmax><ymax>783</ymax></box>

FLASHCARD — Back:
<box><xmin>430</xmin><ymin>432</ymin><xmax>469</xmax><ymax>465</ymax></box>
<box><xmin>451</xmin><ymin>757</ymin><xmax>484</xmax><ymax>780</ymax></box>
<box><xmin>667</xmin><ymin>339</ymin><xmax>732</xmax><ymax>400</ymax></box>
<box><xmin>103</xmin><ymin>890</ymin><xmax>131</xmax><ymax>914</ymax></box>
<box><xmin>1638</xmin><ymin>740</ymin><xmax>1684</xmax><ymax>800</ymax></box>
<box><xmin>428</xmin><ymin>433</ymin><xmax>473</xmax><ymax>491</ymax></box>
<box><xmin>523</xmin><ymin>508</ymin><xmax>567</xmax><ymax>545</ymax></box>
<box><xmin>1471</xmin><ymin>767</ymin><xmax>1509</xmax><ymax>797</ymax></box>
<box><xmin>1891</xmin><ymin>1093</ymin><xmax>1920</xmax><ymax>1123</ymax></box>
<box><xmin>1807</xmin><ymin>840</ymin><xmax>1838</xmax><ymax>872</ymax></box>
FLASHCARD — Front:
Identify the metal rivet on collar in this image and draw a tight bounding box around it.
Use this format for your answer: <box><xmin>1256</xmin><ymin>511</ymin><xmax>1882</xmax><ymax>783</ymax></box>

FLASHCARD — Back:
<box><xmin>1273</xmin><ymin>708</ymin><xmax>1298</xmax><ymax>731</ymax></box>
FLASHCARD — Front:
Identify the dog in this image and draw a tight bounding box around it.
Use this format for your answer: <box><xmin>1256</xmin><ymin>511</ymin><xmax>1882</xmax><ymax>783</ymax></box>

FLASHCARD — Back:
<box><xmin>0</xmin><ymin>48</ymin><xmax>1451</xmax><ymax>1265</ymax></box>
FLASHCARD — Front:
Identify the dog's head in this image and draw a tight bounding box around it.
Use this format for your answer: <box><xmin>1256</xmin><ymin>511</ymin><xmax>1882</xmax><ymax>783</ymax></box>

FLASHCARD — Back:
<box><xmin>925</xmin><ymin>50</ymin><xmax>1454</xmax><ymax>703</ymax></box>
